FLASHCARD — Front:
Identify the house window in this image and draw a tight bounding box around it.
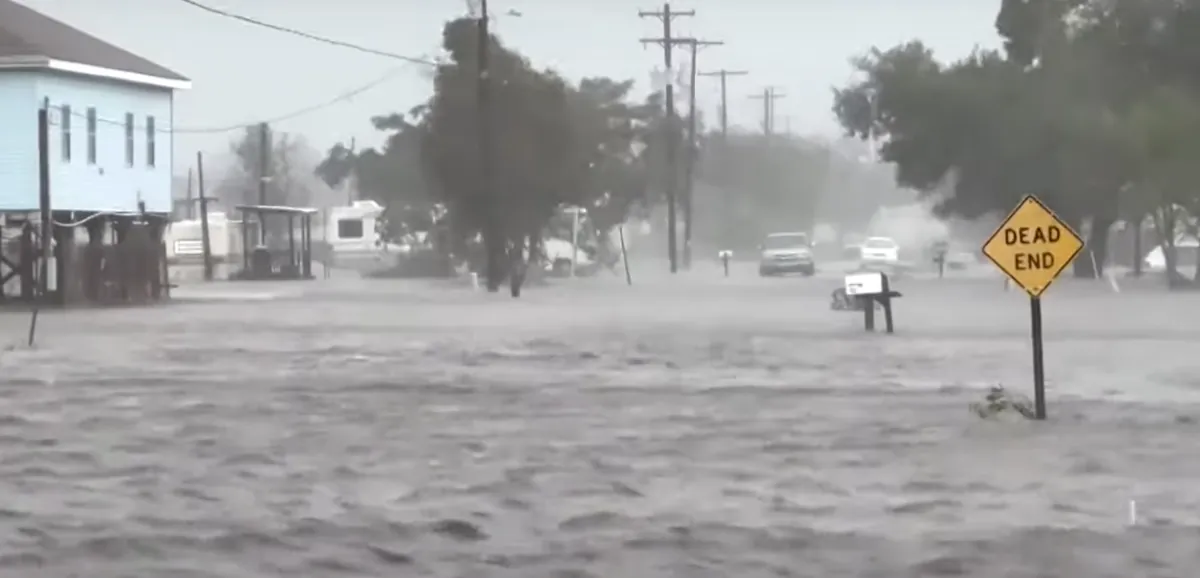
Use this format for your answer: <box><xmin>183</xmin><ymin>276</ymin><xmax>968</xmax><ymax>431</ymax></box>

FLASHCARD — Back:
<box><xmin>146</xmin><ymin>116</ymin><xmax>155</xmax><ymax>167</ymax></box>
<box><xmin>86</xmin><ymin>108</ymin><xmax>97</xmax><ymax>164</ymax></box>
<box><xmin>61</xmin><ymin>105</ymin><xmax>71</xmax><ymax>162</ymax></box>
<box><xmin>124</xmin><ymin>113</ymin><xmax>134</xmax><ymax>166</ymax></box>
<box><xmin>337</xmin><ymin>219</ymin><xmax>364</xmax><ymax>239</ymax></box>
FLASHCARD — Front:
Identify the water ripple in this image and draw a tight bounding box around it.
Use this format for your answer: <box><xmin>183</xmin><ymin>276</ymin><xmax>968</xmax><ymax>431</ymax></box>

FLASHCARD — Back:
<box><xmin>0</xmin><ymin>278</ymin><xmax>1196</xmax><ymax>576</ymax></box>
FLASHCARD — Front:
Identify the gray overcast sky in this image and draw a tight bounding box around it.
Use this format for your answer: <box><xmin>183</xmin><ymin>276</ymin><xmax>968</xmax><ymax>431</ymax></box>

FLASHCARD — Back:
<box><xmin>19</xmin><ymin>0</ymin><xmax>1000</xmax><ymax>172</ymax></box>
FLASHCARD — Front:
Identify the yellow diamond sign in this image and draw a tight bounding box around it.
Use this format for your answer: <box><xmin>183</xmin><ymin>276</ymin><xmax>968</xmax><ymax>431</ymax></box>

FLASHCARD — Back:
<box><xmin>982</xmin><ymin>195</ymin><xmax>1084</xmax><ymax>297</ymax></box>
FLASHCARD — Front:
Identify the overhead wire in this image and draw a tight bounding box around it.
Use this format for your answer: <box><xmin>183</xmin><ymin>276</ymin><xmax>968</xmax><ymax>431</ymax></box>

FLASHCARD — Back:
<box><xmin>43</xmin><ymin>66</ymin><xmax>416</xmax><ymax>134</ymax></box>
<box><xmin>174</xmin><ymin>0</ymin><xmax>436</xmax><ymax>66</ymax></box>
<box><xmin>41</xmin><ymin>0</ymin><xmax>444</xmax><ymax>135</ymax></box>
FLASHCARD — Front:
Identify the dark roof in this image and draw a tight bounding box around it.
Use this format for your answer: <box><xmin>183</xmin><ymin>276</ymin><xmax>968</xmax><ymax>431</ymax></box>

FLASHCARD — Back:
<box><xmin>0</xmin><ymin>0</ymin><xmax>187</xmax><ymax>82</ymax></box>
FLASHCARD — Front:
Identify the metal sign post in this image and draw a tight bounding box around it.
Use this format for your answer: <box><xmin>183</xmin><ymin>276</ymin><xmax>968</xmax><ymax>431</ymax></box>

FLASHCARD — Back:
<box><xmin>981</xmin><ymin>195</ymin><xmax>1084</xmax><ymax>420</ymax></box>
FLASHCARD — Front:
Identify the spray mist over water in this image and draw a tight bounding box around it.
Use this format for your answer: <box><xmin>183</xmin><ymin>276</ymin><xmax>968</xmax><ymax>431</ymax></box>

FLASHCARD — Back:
<box><xmin>860</xmin><ymin>194</ymin><xmax>1001</xmax><ymax>260</ymax></box>
<box><xmin>864</xmin><ymin>203</ymin><xmax>950</xmax><ymax>255</ymax></box>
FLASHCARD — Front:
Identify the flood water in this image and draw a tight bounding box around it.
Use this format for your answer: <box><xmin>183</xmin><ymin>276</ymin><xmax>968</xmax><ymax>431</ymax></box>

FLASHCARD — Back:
<box><xmin>2</xmin><ymin>265</ymin><xmax>1200</xmax><ymax>577</ymax></box>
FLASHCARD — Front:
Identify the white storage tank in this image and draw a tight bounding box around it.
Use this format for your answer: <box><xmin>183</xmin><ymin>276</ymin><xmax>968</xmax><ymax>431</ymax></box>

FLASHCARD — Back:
<box><xmin>164</xmin><ymin>212</ymin><xmax>255</xmax><ymax>281</ymax></box>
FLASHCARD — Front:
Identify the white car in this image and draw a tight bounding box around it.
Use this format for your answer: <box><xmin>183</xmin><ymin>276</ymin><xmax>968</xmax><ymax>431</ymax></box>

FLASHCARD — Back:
<box><xmin>1144</xmin><ymin>238</ymin><xmax>1198</xmax><ymax>272</ymax></box>
<box><xmin>860</xmin><ymin>236</ymin><xmax>900</xmax><ymax>268</ymax></box>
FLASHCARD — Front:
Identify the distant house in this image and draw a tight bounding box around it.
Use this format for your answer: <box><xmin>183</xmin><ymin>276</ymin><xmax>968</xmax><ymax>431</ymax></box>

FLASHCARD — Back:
<box><xmin>0</xmin><ymin>0</ymin><xmax>190</xmax><ymax>215</ymax></box>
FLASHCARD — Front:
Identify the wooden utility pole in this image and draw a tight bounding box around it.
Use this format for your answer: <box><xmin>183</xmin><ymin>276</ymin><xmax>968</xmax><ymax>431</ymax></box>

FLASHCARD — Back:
<box><xmin>698</xmin><ymin>69</ymin><xmax>747</xmax><ymax>139</ymax></box>
<box><xmin>196</xmin><ymin>151</ymin><xmax>214</xmax><ymax>282</ymax></box>
<box><xmin>478</xmin><ymin>0</ymin><xmax>503</xmax><ymax>292</ymax></box>
<box><xmin>28</xmin><ymin>106</ymin><xmax>52</xmax><ymax>344</ymax></box>
<box><xmin>186</xmin><ymin>168</ymin><xmax>194</xmax><ymax>219</ymax></box>
<box><xmin>681</xmin><ymin>38</ymin><xmax>722</xmax><ymax>270</ymax></box>
<box><xmin>346</xmin><ymin>137</ymin><xmax>357</xmax><ymax>205</ymax></box>
<box><xmin>749</xmin><ymin>87</ymin><xmax>785</xmax><ymax>137</ymax></box>
<box><xmin>37</xmin><ymin>107</ymin><xmax>50</xmax><ymax>301</ymax></box>
<box><xmin>698</xmin><ymin>68</ymin><xmax>746</xmax><ymax>250</ymax></box>
<box><xmin>257</xmin><ymin>122</ymin><xmax>270</xmax><ymax>244</ymax></box>
<box><xmin>639</xmin><ymin>2</ymin><xmax>694</xmax><ymax>274</ymax></box>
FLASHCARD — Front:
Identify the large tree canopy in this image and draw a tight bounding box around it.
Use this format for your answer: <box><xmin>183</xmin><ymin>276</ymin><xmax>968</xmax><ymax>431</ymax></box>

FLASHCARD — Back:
<box><xmin>317</xmin><ymin>18</ymin><xmax>675</xmax><ymax>282</ymax></box>
<box><xmin>833</xmin><ymin>0</ymin><xmax>1200</xmax><ymax>282</ymax></box>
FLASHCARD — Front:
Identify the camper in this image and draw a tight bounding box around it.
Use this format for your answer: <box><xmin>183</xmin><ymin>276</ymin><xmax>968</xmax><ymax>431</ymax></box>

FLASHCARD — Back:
<box><xmin>321</xmin><ymin>200</ymin><xmax>410</xmax><ymax>274</ymax></box>
<box><xmin>164</xmin><ymin>212</ymin><xmax>255</xmax><ymax>281</ymax></box>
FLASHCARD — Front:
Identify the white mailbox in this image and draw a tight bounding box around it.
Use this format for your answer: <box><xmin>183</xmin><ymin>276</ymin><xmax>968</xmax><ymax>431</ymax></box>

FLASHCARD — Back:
<box><xmin>844</xmin><ymin>271</ymin><xmax>884</xmax><ymax>296</ymax></box>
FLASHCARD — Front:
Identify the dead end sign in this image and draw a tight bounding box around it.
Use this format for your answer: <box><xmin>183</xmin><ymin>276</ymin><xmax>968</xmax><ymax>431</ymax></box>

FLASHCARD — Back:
<box><xmin>982</xmin><ymin>195</ymin><xmax>1084</xmax><ymax>298</ymax></box>
<box><xmin>981</xmin><ymin>194</ymin><xmax>1084</xmax><ymax>420</ymax></box>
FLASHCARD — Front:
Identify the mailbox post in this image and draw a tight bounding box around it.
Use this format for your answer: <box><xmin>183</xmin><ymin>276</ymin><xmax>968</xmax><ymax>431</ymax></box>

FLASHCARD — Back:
<box><xmin>844</xmin><ymin>271</ymin><xmax>901</xmax><ymax>334</ymax></box>
<box><xmin>932</xmin><ymin>240</ymin><xmax>948</xmax><ymax>279</ymax></box>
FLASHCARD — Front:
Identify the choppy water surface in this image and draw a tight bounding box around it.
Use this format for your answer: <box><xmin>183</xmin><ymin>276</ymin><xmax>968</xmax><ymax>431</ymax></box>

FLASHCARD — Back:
<box><xmin>2</xmin><ymin>270</ymin><xmax>1200</xmax><ymax>577</ymax></box>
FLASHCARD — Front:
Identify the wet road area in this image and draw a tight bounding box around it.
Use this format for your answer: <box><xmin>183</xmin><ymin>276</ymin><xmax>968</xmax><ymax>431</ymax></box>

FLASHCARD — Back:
<box><xmin>1</xmin><ymin>265</ymin><xmax>1199</xmax><ymax>577</ymax></box>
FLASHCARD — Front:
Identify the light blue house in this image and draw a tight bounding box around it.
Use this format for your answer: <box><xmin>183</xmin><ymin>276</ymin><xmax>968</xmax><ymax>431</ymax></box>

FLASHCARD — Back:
<box><xmin>0</xmin><ymin>0</ymin><xmax>190</xmax><ymax>215</ymax></box>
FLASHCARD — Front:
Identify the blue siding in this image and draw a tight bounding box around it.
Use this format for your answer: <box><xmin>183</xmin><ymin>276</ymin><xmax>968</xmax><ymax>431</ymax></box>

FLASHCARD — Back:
<box><xmin>36</xmin><ymin>72</ymin><xmax>174</xmax><ymax>213</ymax></box>
<box><xmin>0</xmin><ymin>73</ymin><xmax>38</xmax><ymax>211</ymax></box>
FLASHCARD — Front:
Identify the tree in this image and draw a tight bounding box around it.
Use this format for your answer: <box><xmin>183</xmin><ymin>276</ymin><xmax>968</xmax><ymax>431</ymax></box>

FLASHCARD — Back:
<box><xmin>832</xmin><ymin>15</ymin><xmax>1127</xmax><ymax>277</ymax></box>
<box><xmin>315</xmin><ymin>110</ymin><xmax>436</xmax><ymax>244</ymax></box>
<box><xmin>834</xmin><ymin>43</ymin><xmax>1044</xmax><ymax>219</ymax></box>
<box><xmin>220</xmin><ymin>126</ymin><xmax>332</xmax><ymax>210</ymax></box>
<box><xmin>421</xmin><ymin>17</ymin><xmax>594</xmax><ymax>284</ymax></box>
<box><xmin>570</xmin><ymin>79</ymin><xmax>651</xmax><ymax>231</ymax></box>
<box><xmin>1120</xmin><ymin>86</ymin><xmax>1200</xmax><ymax>284</ymax></box>
<box><xmin>317</xmin><ymin>17</ymin><xmax>660</xmax><ymax>284</ymax></box>
<box><xmin>834</xmin><ymin>0</ymin><xmax>1200</xmax><ymax>284</ymax></box>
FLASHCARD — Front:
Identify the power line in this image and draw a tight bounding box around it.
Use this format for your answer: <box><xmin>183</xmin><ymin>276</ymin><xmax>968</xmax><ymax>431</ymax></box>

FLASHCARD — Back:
<box><xmin>44</xmin><ymin>67</ymin><xmax>410</xmax><ymax>134</ymax></box>
<box><xmin>174</xmin><ymin>0</ymin><xmax>435</xmax><ymax>65</ymax></box>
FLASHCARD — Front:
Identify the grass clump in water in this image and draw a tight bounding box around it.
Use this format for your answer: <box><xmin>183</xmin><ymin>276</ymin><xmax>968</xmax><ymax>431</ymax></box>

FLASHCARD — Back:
<box><xmin>970</xmin><ymin>385</ymin><xmax>1036</xmax><ymax>420</ymax></box>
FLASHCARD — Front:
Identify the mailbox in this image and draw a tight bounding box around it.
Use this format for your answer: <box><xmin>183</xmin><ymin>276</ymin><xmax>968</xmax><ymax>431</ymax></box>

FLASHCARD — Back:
<box><xmin>842</xmin><ymin>271</ymin><xmax>901</xmax><ymax>334</ymax></box>
<box><xmin>845</xmin><ymin>271</ymin><xmax>884</xmax><ymax>296</ymax></box>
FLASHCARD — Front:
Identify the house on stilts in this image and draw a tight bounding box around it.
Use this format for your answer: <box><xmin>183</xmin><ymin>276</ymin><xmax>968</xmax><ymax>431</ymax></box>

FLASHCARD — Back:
<box><xmin>0</xmin><ymin>0</ymin><xmax>190</xmax><ymax>305</ymax></box>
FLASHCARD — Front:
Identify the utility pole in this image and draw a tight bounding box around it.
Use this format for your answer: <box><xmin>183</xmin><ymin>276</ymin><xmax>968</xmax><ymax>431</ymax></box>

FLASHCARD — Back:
<box><xmin>186</xmin><ymin>168</ymin><xmax>194</xmax><ymax>220</ymax></box>
<box><xmin>197</xmin><ymin>151</ymin><xmax>214</xmax><ymax>282</ymax></box>
<box><xmin>28</xmin><ymin>106</ymin><xmax>51</xmax><ymax>345</ymax></box>
<box><xmin>478</xmin><ymin>0</ymin><xmax>502</xmax><ymax>292</ymax></box>
<box><xmin>698</xmin><ymin>68</ymin><xmax>746</xmax><ymax>251</ymax></box>
<box><xmin>698</xmin><ymin>69</ymin><xmax>747</xmax><ymax>139</ymax></box>
<box><xmin>681</xmin><ymin>38</ymin><xmax>722</xmax><ymax>270</ymax></box>
<box><xmin>346</xmin><ymin>137</ymin><xmax>356</xmax><ymax>205</ymax></box>
<box><xmin>639</xmin><ymin>2</ymin><xmax>694</xmax><ymax>274</ymax></box>
<box><xmin>257</xmin><ymin>122</ymin><xmax>270</xmax><ymax>244</ymax></box>
<box><xmin>749</xmin><ymin>87</ymin><xmax>785</xmax><ymax>138</ymax></box>
<box><xmin>36</xmin><ymin>108</ymin><xmax>51</xmax><ymax>300</ymax></box>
